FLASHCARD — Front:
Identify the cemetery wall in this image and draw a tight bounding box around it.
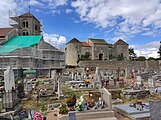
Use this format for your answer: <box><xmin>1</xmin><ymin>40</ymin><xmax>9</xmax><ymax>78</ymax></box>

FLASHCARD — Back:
<box><xmin>79</xmin><ymin>60</ymin><xmax>160</xmax><ymax>71</ymax></box>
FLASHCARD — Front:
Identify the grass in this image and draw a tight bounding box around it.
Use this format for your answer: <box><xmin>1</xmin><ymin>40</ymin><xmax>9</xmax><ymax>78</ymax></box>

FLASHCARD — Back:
<box><xmin>21</xmin><ymin>79</ymin><xmax>101</xmax><ymax>115</ymax></box>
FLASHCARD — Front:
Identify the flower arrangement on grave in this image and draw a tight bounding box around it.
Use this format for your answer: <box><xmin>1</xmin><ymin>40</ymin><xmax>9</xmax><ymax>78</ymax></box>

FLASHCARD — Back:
<box><xmin>66</xmin><ymin>92</ymin><xmax>77</xmax><ymax>107</ymax></box>
<box><xmin>76</xmin><ymin>96</ymin><xmax>85</xmax><ymax>111</ymax></box>
<box><xmin>59</xmin><ymin>104</ymin><xmax>68</xmax><ymax>115</ymax></box>
<box><xmin>87</xmin><ymin>99</ymin><xmax>95</xmax><ymax>108</ymax></box>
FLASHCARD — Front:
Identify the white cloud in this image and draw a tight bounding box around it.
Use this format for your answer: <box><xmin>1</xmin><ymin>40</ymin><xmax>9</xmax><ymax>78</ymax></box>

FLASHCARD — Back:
<box><xmin>42</xmin><ymin>0</ymin><xmax>67</xmax><ymax>8</ymax></box>
<box><xmin>0</xmin><ymin>0</ymin><xmax>17</xmax><ymax>27</ymax></box>
<box><xmin>130</xmin><ymin>41</ymin><xmax>160</xmax><ymax>58</ymax></box>
<box><xmin>71</xmin><ymin>0</ymin><xmax>161</xmax><ymax>36</ymax></box>
<box><xmin>43</xmin><ymin>33</ymin><xmax>66</xmax><ymax>48</ymax></box>
<box><xmin>29</xmin><ymin>0</ymin><xmax>44</xmax><ymax>6</ymax></box>
<box><xmin>65</xmin><ymin>9</ymin><xmax>72</xmax><ymax>14</ymax></box>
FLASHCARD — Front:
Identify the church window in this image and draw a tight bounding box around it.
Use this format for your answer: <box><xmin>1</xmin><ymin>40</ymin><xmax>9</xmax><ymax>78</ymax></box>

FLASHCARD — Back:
<box><xmin>23</xmin><ymin>21</ymin><xmax>25</xmax><ymax>27</ymax></box>
<box><xmin>26</xmin><ymin>21</ymin><xmax>28</xmax><ymax>28</ymax></box>
<box><xmin>22</xmin><ymin>31</ymin><xmax>29</xmax><ymax>36</ymax></box>
<box><xmin>35</xmin><ymin>25</ymin><xmax>38</xmax><ymax>30</ymax></box>
<box><xmin>26</xmin><ymin>32</ymin><xmax>28</xmax><ymax>36</ymax></box>
<box><xmin>22</xmin><ymin>20</ymin><xmax>29</xmax><ymax>28</ymax></box>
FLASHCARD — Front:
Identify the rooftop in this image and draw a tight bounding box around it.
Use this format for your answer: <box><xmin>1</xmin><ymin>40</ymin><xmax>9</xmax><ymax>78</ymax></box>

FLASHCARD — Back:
<box><xmin>19</xmin><ymin>12</ymin><xmax>40</xmax><ymax>23</ymax></box>
<box><xmin>114</xmin><ymin>39</ymin><xmax>128</xmax><ymax>45</ymax></box>
<box><xmin>88</xmin><ymin>38</ymin><xmax>108</xmax><ymax>45</ymax></box>
<box><xmin>0</xmin><ymin>28</ymin><xmax>14</xmax><ymax>37</ymax></box>
<box><xmin>67</xmin><ymin>38</ymin><xmax>81</xmax><ymax>44</ymax></box>
<box><xmin>81</xmin><ymin>42</ymin><xmax>91</xmax><ymax>47</ymax></box>
<box><xmin>0</xmin><ymin>36</ymin><xmax>42</xmax><ymax>53</ymax></box>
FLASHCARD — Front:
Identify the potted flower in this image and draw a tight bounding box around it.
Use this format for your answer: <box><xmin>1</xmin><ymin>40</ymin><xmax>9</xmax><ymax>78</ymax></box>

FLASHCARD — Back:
<box><xmin>66</xmin><ymin>92</ymin><xmax>76</xmax><ymax>107</ymax></box>
<box><xmin>76</xmin><ymin>96</ymin><xmax>85</xmax><ymax>111</ymax></box>
<box><xmin>87</xmin><ymin>99</ymin><xmax>95</xmax><ymax>108</ymax></box>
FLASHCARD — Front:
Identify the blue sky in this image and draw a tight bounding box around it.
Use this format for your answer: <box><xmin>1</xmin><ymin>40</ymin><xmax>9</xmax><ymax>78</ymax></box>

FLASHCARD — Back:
<box><xmin>1</xmin><ymin>0</ymin><xmax>161</xmax><ymax>58</ymax></box>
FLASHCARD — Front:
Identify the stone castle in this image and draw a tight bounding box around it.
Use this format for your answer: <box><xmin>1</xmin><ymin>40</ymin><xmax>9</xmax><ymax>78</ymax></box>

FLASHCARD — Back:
<box><xmin>65</xmin><ymin>38</ymin><xmax>129</xmax><ymax>66</ymax></box>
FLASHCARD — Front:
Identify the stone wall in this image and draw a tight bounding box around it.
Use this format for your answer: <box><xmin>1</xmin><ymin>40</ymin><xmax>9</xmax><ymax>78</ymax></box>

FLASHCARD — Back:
<box><xmin>58</xmin><ymin>110</ymin><xmax>116</xmax><ymax>120</ymax></box>
<box><xmin>79</xmin><ymin>60</ymin><xmax>160</xmax><ymax>71</ymax></box>
<box><xmin>65</xmin><ymin>42</ymin><xmax>81</xmax><ymax>66</ymax></box>
<box><xmin>114</xmin><ymin>44</ymin><xmax>129</xmax><ymax>60</ymax></box>
<box><xmin>93</xmin><ymin>44</ymin><xmax>109</xmax><ymax>60</ymax></box>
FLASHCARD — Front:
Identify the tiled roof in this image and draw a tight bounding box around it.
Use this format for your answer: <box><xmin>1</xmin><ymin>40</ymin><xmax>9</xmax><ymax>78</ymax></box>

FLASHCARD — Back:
<box><xmin>81</xmin><ymin>42</ymin><xmax>91</xmax><ymax>47</ymax></box>
<box><xmin>88</xmin><ymin>38</ymin><xmax>108</xmax><ymax>45</ymax></box>
<box><xmin>67</xmin><ymin>38</ymin><xmax>81</xmax><ymax>44</ymax></box>
<box><xmin>114</xmin><ymin>39</ymin><xmax>128</xmax><ymax>45</ymax></box>
<box><xmin>0</xmin><ymin>28</ymin><xmax>14</xmax><ymax>37</ymax></box>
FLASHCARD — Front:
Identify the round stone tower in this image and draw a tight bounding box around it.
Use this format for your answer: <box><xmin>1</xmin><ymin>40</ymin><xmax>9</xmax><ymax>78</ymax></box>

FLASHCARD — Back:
<box><xmin>65</xmin><ymin>38</ymin><xmax>81</xmax><ymax>66</ymax></box>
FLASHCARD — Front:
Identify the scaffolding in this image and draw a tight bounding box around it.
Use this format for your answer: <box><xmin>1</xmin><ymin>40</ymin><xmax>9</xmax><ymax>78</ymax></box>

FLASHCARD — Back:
<box><xmin>9</xmin><ymin>10</ymin><xmax>19</xmax><ymax>31</ymax></box>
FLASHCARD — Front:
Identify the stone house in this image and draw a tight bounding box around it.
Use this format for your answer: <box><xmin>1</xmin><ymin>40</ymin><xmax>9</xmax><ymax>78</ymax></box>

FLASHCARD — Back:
<box><xmin>65</xmin><ymin>38</ymin><xmax>129</xmax><ymax>66</ymax></box>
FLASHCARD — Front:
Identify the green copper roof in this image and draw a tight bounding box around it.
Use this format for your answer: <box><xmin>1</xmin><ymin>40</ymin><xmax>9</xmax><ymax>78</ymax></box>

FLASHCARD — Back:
<box><xmin>0</xmin><ymin>36</ymin><xmax>42</xmax><ymax>53</ymax></box>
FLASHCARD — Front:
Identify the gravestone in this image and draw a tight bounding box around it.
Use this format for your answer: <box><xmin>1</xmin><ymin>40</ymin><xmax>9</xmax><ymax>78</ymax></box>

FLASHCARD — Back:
<box><xmin>4</xmin><ymin>66</ymin><xmax>15</xmax><ymax>92</ymax></box>
<box><xmin>136</xmin><ymin>76</ymin><xmax>142</xmax><ymax>86</ymax></box>
<box><xmin>29</xmin><ymin>109</ymin><xmax>35</xmax><ymax>119</ymax></box>
<box><xmin>51</xmin><ymin>70</ymin><xmax>56</xmax><ymax>79</ymax></box>
<box><xmin>148</xmin><ymin>78</ymin><xmax>155</xmax><ymax>93</ymax></box>
<box><xmin>3</xmin><ymin>66</ymin><xmax>19</xmax><ymax>110</ymax></box>
<box><xmin>68</xmin><ymin>111</ymin><xmax>76</xmax><ymax>120</ymax></box>
<box><xmin>149</xmin><ymin>100</ymin><xmax>161</xmax><ymax>120</ymax></box>
<box><xmin>72</xmin><ymin>71</ymin><xmax>74</xmax><ymax>80</ymax></box>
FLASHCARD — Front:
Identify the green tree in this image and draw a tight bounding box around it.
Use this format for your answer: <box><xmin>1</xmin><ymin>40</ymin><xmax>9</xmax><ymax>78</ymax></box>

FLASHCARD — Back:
<box><xmin>137</xmin><ymin>56</ymin><xmax>146</xmax><ymax>61</ymax></box>
<box><xmin>157</xmin><ymin>41</ymin><xmax>161</xmax><ymax>59</ymax></box>
<box><xmin>129</xmin><ymin>47</ymin><xmax>137</xmax><ymax>60</ymax></box>
<box><xmin>148</xmin><ymin>57</ymin><xmax>155</xmax><ymax>61</ymax></box>
<box><xmin>77</xmin><ymin>52</ymin><xmax>91</xmax><ymax>63</ymax></box>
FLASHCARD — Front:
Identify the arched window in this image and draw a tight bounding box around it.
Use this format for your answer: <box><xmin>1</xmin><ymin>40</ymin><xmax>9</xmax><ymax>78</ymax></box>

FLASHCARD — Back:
<box><xmin>23</xmin><ymin>32</ymin><xmax>26</xmax><ymax>36</ymax></box>
<box><xmin>26</xmin><ymin>21</ymin><xmax>28</xmax><ymax>28</ymax></box>
<box><xmin>22</xmin><ymin>19</ymin><xmax>29</xmax><ymax>28</ymax></box>
<box><xmin>22</xmin><ymin>31</ymin><xmax>29</xmax><ymax>36</ymax></box>
<box><xmin>23</xmin><ymin>22</ymin><xmax>25</xmax><ymax>27</ymax></box>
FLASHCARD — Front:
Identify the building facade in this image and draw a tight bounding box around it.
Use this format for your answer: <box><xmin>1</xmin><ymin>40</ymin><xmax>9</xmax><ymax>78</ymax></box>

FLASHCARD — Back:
<box><xmin>0</xmin><ymin>12</ymin><xmax>65</xmax><ymax>78</ymax></box>
<box><xmin>0</xmin><ymin>36</ymin><xmax>65</xmax><ymax>78</ymax></box>
<box><xmin>66</xmin><ymin>38</ymin><xmax>129</xmax><ymax>66</ymax></box>
<box><xmin>10</xmin><ymin>12</ymin><xmax>41</xmax><ymax>36</ymax></box>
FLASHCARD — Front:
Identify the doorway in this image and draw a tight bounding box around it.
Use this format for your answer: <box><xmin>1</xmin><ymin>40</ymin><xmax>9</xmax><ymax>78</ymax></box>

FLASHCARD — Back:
<box><xmin>99</xmin><ymin>53</ymin><xmax>103</xmax><ymax>60</ymax></box>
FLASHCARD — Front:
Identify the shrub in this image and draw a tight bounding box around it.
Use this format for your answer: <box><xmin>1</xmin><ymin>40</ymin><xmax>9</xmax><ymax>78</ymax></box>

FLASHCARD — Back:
<box><xmin>59</xmin><ymin>104</ymin><xmax>68</xmax><ymax>114</ymax></box>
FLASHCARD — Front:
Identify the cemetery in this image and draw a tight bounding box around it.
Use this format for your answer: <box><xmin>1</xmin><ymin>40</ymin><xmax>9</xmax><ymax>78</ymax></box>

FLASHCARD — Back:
<box><xmin>1</xmin><ymin>64</ymin><xmax>161</xmax><ymax>120</ymax></box>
